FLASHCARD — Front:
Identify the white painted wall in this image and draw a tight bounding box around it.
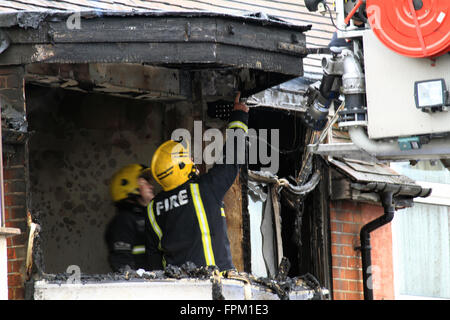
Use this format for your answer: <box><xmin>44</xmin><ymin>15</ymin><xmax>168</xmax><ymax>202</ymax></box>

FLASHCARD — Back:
<box><xmin>0</xmin><ymin>236</ymin><xmax>7</xmax><ymax>300</ymax></box>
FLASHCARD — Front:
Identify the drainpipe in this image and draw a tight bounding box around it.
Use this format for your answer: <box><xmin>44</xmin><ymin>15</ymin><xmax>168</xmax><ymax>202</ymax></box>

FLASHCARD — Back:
<box><xmin>359</xmin><ymin>191</ymin><xmax>395</xmax><ymax>300</ymax></box>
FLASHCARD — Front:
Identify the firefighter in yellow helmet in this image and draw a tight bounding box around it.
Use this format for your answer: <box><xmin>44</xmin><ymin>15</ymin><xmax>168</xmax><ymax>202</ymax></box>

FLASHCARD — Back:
<box><xmin>105</xmin><ymin>164</ymin><xmax>155</xmax><ymax>272</ymax></box>
<box><xmin>145</xmin><ymin>92</ymin><xmax>249</xmax><ymax>271</ymax></box>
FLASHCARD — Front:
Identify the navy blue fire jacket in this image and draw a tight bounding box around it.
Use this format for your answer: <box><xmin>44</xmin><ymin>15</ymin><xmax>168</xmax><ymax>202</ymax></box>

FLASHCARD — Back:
<box><xmin>145</xmin><ymin>110</ymin><xmax>248</xmax><ymax>271</ymax></box>
<box><xmin>105</xmin><ymin>201</ymin><xmax>147</xmax><ymax>272</ymax></box>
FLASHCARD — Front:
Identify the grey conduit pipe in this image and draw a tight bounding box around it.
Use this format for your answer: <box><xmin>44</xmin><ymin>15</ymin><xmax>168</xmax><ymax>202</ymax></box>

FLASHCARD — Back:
<box><xmin>348</xmin><ymin>126</ymin><xmax>450</xmax><ymax>159</ymax></box>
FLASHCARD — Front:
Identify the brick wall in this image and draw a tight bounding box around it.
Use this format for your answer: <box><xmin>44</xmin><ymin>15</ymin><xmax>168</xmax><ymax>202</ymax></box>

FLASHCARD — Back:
<box><xmin>1</xmin><ymin>66</ymin><xmax>28</xmax><ymax>300</ymax></box>
<box><xmin>330</xmin><ymin>200</ymin><xmax>394</xmax><ymax>300</ymax></box>
<box><xmin>4</xmin><ymin>146</ymin><xmax>28</xmax><ymax>300</ymax></box>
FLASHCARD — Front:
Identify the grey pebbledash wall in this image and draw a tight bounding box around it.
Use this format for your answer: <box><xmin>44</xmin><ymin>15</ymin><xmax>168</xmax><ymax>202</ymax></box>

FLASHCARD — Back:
<box><xmin>26</xmin><ymin>85</ymin><xmax>165</xmax><ymax>274</ymax></box>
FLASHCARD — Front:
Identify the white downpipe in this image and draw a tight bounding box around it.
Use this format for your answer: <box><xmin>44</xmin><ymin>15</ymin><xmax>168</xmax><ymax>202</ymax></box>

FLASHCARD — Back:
<box><xmin>348</xmin><ymin>126</ymin><xmax>450</xmax><ymax>159</ymax></box>
<box><xmin>0</xmin><ymin>237</ymin><xmax>7</xmax><ymax>300</ymax></box>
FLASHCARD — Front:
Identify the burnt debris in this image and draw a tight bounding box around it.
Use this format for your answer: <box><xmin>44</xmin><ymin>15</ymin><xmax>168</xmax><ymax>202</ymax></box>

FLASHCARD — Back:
<box><xmin>35</xmin><ymin>261</ymin><xmax>327</xmax><ymax>300</ymax></box>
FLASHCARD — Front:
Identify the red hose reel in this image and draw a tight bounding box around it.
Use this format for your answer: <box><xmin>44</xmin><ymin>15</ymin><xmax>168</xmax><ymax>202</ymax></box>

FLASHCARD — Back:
<box><xmin>366</xmin><ymin>0</ymin><xmax>450</xmax><ymax>58</ymax></box>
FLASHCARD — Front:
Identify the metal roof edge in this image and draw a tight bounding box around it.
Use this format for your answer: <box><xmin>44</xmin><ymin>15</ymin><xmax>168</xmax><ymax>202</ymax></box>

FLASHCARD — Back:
<box><xmin>327</xmin><ymin>157</ymin><xmax>432</xmax><ymax>200</ymax></box>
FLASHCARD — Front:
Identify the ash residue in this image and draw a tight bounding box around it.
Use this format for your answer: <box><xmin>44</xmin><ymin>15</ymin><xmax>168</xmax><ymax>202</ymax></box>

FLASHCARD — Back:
<box><xmin>37</xmin><ymin>261</ymin><xmax>327</xmax><ymax>300</ymax></box>
<box><xmin>163</xmin><ymin>262</ymin><xmax>218</xmax><ymax>280</ymax></box>
<box><xmin>41</xmin><ymin>272</ymin><xmax>133</xmax><ymax>285</ymax></box>
<box><xmin>39</xmin><ymin>262</ymin><xmax>220</xmax><ymax>285</ymax></box>
<box><xmin>249</xmin><ymin>273</ymin><xmax>325</xmax><ymax>300</ymax></box>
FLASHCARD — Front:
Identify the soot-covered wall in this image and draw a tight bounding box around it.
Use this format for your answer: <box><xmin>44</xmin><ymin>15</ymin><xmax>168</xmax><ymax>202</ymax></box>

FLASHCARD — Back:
<box><xmin>26</xmin><ymin>85</ymin><xmax>165</xmax><ymax>274</ymax></box>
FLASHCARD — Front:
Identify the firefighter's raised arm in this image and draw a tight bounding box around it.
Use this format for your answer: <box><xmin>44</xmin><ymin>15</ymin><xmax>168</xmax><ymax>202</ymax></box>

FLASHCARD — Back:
<box><xmin>233</xmin><ymin>91</ymin><xmax>249</xmax><ymax>113</ymax></box>
<box><xmin>198</xmin><ymin>92</ymin><xmax>249</xmax><ymax>203</ymax></box>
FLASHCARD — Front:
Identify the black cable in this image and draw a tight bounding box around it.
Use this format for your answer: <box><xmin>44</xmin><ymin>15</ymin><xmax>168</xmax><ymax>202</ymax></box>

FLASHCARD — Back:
<box><xmin>325</xmin><ymin>3</ymin><xmax>347</xmax><ymax>32</ymax></box>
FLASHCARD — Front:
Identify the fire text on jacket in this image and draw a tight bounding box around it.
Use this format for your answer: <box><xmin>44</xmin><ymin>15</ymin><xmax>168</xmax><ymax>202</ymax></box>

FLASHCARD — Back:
<box><xmin>155</xmin><ymin>189</ymin><xmax>189</xmax><ymax>216</ymax></box>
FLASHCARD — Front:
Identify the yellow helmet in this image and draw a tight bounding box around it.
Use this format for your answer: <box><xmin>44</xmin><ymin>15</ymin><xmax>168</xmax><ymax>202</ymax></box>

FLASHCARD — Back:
<box><xmin>110</xmin><ymin>164</ymin><xmax>148</xmax><ymax>202</ymax></box>
<box><xmin>151</xmin><ymin>139</ymin><xmax>195</xmax><ymax>191</ymax></box>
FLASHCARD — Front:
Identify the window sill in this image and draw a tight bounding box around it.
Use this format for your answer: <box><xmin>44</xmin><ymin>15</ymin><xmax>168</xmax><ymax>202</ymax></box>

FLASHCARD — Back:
<box><xmin>0</xmin><ymin>227</ymin><xmax>21</xmax><ymax>237</ymax></box>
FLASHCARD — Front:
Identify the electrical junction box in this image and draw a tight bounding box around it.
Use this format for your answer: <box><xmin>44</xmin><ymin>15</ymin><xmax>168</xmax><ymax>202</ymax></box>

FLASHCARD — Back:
<box><xmin>363</xmin><ymin>30</ymin><xmax>450</xmax><ymax>140</ymax></box>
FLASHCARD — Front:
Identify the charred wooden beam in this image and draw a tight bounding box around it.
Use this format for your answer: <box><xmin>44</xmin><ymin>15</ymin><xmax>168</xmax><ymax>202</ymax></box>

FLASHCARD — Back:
<box><xmin>0</xmin><ymin>12</ymin><xmax>309</xmax><ymax>81</ymax></box>
<box><xmin>25</xmin><ymin>63</ymin><xmax>190</xmax><ymax>101</ymax></box>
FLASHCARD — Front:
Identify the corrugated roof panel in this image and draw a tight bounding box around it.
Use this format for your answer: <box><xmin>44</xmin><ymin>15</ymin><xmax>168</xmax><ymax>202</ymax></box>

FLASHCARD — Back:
<box><xmin>111</xmin><ymin>0</ymin><xmax>179</xmax><ymax>11</ymax></box>
<box><xmin>0</xmin><ymin>0</ymin><xmax>83</xmax><ymax>11</ymax></box>
<box><xmin>132</xmin><ymin>0</ymin><xmax>207</xmax><ymax>11</ymax></box>
<box><xmin>0</xmin><ymin>1</ymin><xmax>42</xmax><ymax>10</ymax></box>
<box><xmin>54</xmin><ymin>0</ymin><xmax>131</xmax><ymax>11</ymax></box>
<box><xmin>99</xmin><ymin>0</ymin><xmax>185</xmax><ymax>11</ymax></box>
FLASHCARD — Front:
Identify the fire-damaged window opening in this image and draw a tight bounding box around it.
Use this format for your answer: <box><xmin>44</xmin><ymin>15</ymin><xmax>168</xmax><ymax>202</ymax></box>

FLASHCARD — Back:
<box><xmin>23</xmin><ymin>83</ymin><xmax>331</xmax><ymax>300</ymax></box>
<box><xmin>245</xmin><ymin>107</ymin><xmax>332</xmax><ymax>287</ymax></box>
<box><xmin>21</xmin><ymin>82</ymin><xmax>333</xmax><ymax>298</ymax></box>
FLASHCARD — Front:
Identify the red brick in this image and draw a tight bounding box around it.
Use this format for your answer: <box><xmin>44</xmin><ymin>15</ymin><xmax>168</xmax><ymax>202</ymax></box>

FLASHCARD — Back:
<box><xmin>345</xmin><ymin>292</ymin><xmax>363</xmax><ymax>300</ymax></box>
<box><xmin>332</xmin><ymin>266</ymin><xmax>343</xmax><ymax>279</ymax></box>
<box><xmin>330</xmin><ymin>232</ymin><xmax>338</xmax><ymax>245</ymax></box>
<box><xmin>8</xmin><ymin>259</ymin><xmax>25</xmax><ymax>273</ymax></box>
<box><xmin>333</xmin><ymin>210</ymin><xmax>355</xmax><ymax>223</ymax></box>
<box><xmin>7</xmin><ymin>247</ymin><xmax>16</xmax><ymax>259</ymax></box>
<box><xmin>8</xmin><ymin>288</ymin><xmax>14</xmax><ymax>300</ymax></box>
<box><xmin>5</xmin><ymin>220</ymin><xmax>26</xmax><ymax>232</ymax></box>
<box><xmin>13</xmin><ymin>287</ymin><xmax>25</xmax><ymax>300</ymax></box>
<box><xmin>331</xmin><ymin>232</ymin><xmax>356</xmax><ymax>246</ymax></box>
<box><xmin>330</xmin><ymin>221</ymin><xmax>342</xmax><ymax>233</ymax></box>
<box><xmin>348</xmin><ymin>280</ymin><xmax>363</xmax><ymax>292</ymax></box>
<box><xmin>333</xmin><ymin>291</ymin><xmax>345</xmax><ymax>300</ymax></box>
<box><xmin>4</xmin><ymin>194</ymin><xmax>26</xmax><ymax>207</ymax></box>
<box><xmin>331</xmin><ymin>201</ymin><xmax>395</xmax><ymax>300</ymax></box>
<box><xmin>332</xmin><ymin>256</ymin><xmax>347</xmax><ymax>268</ymax></box>
<box><xmin>9</xmin><ymin>246</ymin><xmax>26</xmax><ymax>260</ymax></box>
<box><xmin>341</xmin><ymin>244</ymin><xmax>358</xmax><ymax>257</ymax></box>
<box><xmin>331</xmin><ymin>244</ymin><xmax>342</xmax><ymax>256</ymax></box>
<box><xmin>352</xmin><ymin>212</ymin><xmax>363</xmax><ymax>223</ymax></box>
<box><xmin>330</xmin><ymin>206</ymin><xmax>338</xmax><ymax>220</ymax></box>
<box><xmin>5</xmin><ymin>207</ymin><xmax>26</xmax><ymax>221</ymax></box>
<box><xmin>344</xmin><ymin>268</ymin><xmax>362</xmax><ymax>281</ymax></box>
<box><xmin>340</xmin><ymin>201</ymin><xmax>362</xmax><ymax>212</ymax></box>
<box><xmin>9</xmin><ymin>232</ymin><xmax>28</xmax><ymax>247</ymax></box>
<box><xmin>342</xmin><ymin>222</ymin><xmax>360</xmax><ymax>234</ymax></box>
<box><xmin>3</xmin><ymin>167</ymin><xmax>25</xmax><ymax>180</ymax></box>
<box><xmin>347</xmin><ymin>257</ymin><xmax>362</xmax><ymax>269</ymax></box>
<box><xmin>333</xmin><ymin>279</ymin><xmax>349</xmax><ymax>291</ymax></box>
<box><xmin>330</xmin><ymin>201</ymin><xmax>346</xmax><ymax>210</ymax></box>
<box><xmin>4</xmin><ymin>181</ymin><xmax>26</xmax><ymax>194</ymax></box>
<box><xmin>8</xmin><ymin>273</ymin><xmax>23</xmax><ymax>287</ymax></box>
